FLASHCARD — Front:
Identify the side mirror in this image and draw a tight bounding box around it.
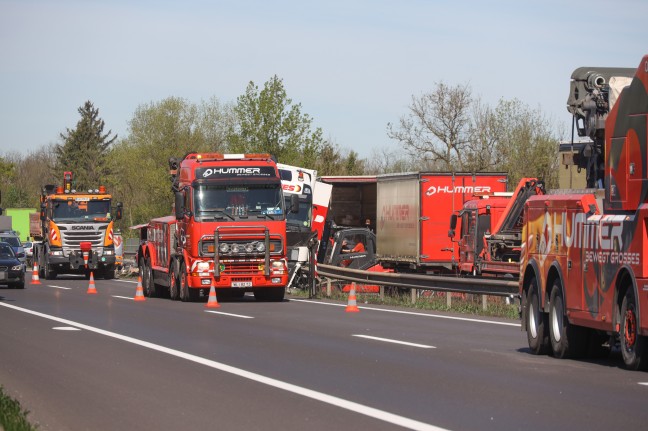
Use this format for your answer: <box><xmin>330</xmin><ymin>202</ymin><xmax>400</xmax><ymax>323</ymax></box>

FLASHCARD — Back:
<box><xmin>175</xmin><ymin>191</ymin><xmax>184</xmax><ymax>220</ymax></box>
<box><xmin>40</xmin><ymin>203</ymin><xmax>46</xmax><ymax>221</ymax></box>
<box><xmin>290</xmin><ymin>194</ymin><xmax>300</xmax><ymax>214</ymax></box>
<box><xmin>448</xmin><ymin>214</ymin><xmax>458</xmax><ymax>238</ymax></box>
<box><xmin>115</xmin><ymin>202</ymin><xmax>123</xmax><ymax>220</ymax></box>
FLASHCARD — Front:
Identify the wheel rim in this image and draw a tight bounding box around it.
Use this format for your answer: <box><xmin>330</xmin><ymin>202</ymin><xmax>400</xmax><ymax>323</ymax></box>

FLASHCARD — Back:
<box><xmin>625</xmin><ymin>307</ymin><xmax>637</xmax><ymax>349</ymax></box>
<box><xmin>179</xmin><ymin>268</ymin><xmax>188</xmax><ymax>300</ymax></box>
<box><xmin>528</xmin><ymin>303</ymin><xmax>538</xmax><ymax>339</ymax></box>
<box><xmin>169</xmin><ymin>270</ymin><xmax>177</xmax><ymax>298</ymax></box>
<box><xmin>551</xmin><ymin>296</ymin><xmax>563</xmax><ymax>343</ymax></box>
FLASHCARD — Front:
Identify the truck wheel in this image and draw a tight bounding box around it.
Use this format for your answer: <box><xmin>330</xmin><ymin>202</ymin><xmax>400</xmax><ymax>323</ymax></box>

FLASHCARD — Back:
<box><xmin>141</xmin><ymin>258</ymin><xmax>156</xmax><ymax>298</ymax></box>
<box><xmin>45</xmin><ymin>265</ymin><xmax>57</xmax><ymax>280</ymax></box>
<box><xmin>620</xmin><ymin>288</ymin><xmax>648</xmax><ymax>370</ymax></box>
<box><xmin>549</xmin><ymin>281</ymin><xmax>587</xmax><ymax>359</ymax></box>
<box><xmin>179</xmin><ymin>265</ymin><xmax>190</xmax><ymax>302</ymax></box>
<box><xmin>525</xmin><ymin>278</ymin><xmax>549</xmax><ymax>355</ymax></box>
<box><xmin>168</xmin><ymin>266</ymin><xmax>179</xmax><ymax>301</ymax></box>
<box><xmin>103</xmin><ymin>264</ymin><xmax>115</xmax><ymax>280</ymax></box>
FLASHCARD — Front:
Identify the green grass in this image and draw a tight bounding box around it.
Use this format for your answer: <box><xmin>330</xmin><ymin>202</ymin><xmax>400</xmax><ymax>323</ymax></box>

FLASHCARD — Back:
<box><xmin>0</xmin><ymin>386</ymin><xmax>38</xmax><ymax>431</ymax></box>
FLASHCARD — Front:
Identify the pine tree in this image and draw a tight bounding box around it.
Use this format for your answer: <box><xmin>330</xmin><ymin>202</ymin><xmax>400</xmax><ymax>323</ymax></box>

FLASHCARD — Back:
<box><xmin>55</xmin><ymin>101</ymin><xmax>117</xmax><ymax>190</ymax></box>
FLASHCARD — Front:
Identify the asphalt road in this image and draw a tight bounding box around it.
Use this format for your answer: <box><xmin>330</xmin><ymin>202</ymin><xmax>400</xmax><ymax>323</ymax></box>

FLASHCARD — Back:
<box><xmin>1</xmin><ymin>276</ymin><xmax>647</xmax><ymax>431</ymax></box>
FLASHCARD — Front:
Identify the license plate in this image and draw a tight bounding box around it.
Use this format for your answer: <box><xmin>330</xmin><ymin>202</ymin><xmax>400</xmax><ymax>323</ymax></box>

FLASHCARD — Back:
<box><xmin>0</xmin><ymin>271</ymin><xmax>6</xmax><ymax>280</ymax></box>
<box><xmin>232</xmin><ymin>281</ymin><xmax>252</xmax><ymax>288</ymax></box>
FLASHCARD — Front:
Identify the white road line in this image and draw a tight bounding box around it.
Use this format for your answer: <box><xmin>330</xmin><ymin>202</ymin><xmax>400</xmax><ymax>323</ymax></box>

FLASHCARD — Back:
<box><xmin>112</xmin><ymin>295</ymin><xmax>135</xmax><ymax>301</ymax></box>
<box><xmin>113</xmin><ymin>279</ymin><xmax>138</xmax><ymax>284</ymax></box>
<box><xmin>53</xmin><ymin>326</ymin><xmax>81</xmax><ymax>331</ymax></box>
<box><xmin>639</xmin><ymin>382</ymin><xmax>648</xmax><ymax>386</ymax></box>
<box><xmin>289</xmin><ymin>298</ymin><xmax>520</xmax><ymax>327</ymax></box>
<box><xmin>0</xmin><ymin>301</ymin><xmax>447</xmax><ymax>431</ymax></box>
<box><xmin>204</xmin><ymin>310</ymin><xmax>254</xmax><ymax>319</ymax></box>
<box><xmin>352</xmin><ymin>334</ymin><xmax>436</xmax><ymax>349</ymax></box>
<box><xmin>48</xmin><ymin>285</ymin><xmax>72</xmax><ymax>290</ymax></box>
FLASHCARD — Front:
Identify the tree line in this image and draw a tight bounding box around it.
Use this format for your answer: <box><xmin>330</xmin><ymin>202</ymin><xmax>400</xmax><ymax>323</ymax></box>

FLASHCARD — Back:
<box><xmin>0</xmin><ymin>76</ymin><xmax>560</xmax><ymax>236</ymax></box>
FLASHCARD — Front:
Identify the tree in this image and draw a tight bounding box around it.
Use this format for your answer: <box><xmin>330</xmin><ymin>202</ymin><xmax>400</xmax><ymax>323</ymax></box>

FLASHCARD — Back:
<box><xmin>387</xmin><ymin>82</ymin><xmax>473</xmax><ymax>171</ymax></box>
<box><xmin>493</xmin><ymin>99</ymin><xmax>559</xmax><ymax>188</ymax></box>
<box><xmin>228</xmin><ymin>75</ymin><xmax>327</xmax><ymax>166</ymax></box>
<box><xmin>107</xmin><ymin>96</ymin><xmax>234</xmax><ymax>229</ymax></box>
<box><xmin>56</xmin><ymin>101</ymin><xmax>117</xmax><ymax>190</ymax></box>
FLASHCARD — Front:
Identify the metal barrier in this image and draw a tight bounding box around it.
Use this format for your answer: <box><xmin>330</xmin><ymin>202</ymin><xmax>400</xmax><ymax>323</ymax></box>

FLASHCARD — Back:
<box><xmin>315</xmin><ymin>263</ymin><xmax>519</xmax><ymax>297</ymax></box>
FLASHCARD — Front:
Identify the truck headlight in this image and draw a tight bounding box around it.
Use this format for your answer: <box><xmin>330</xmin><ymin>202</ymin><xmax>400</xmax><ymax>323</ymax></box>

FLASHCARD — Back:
<box><xmin>104</xmin><ymin>250</ymin><xmax>114</xmax><ymax>255</ymax></box>
<box><xmin>256</xmin><ymin>242</ymin><xmax>265</xmax><ymax>252</ymax></box>
<box><xmin>51</xmin><ymin>250</ymin><xmax>63</xmax><ymax>256</ymax></box>
<box><xmin>219</xmin><ymin>243</ymin><xmax>230</xmax><ymax>253</ymax></box>
<box><xmin>196</xmin><ymin>261</ymin><xmax>210</xmax><ymax>271</ymax></box>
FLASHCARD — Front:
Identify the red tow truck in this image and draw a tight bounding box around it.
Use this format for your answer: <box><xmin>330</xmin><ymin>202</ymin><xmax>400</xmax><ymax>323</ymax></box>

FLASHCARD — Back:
<box><xmin>449</xmin><ymin>178</ymin><xmax>545</xmax><ymax>277</ymax></box>
<box><xmin>136</xmin><ymin>153</ymin><xmax>293</xmax><ymax>302</ymax></box>
<box><xmin>519</xmin><ymin>55</ymin><xmax>648</xmax><ymax>369</ymax></box>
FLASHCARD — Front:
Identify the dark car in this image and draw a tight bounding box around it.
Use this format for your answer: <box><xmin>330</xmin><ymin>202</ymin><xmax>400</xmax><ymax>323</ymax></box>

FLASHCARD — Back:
<box><xmin>0</xmin><ymin>233</ymin><xmax>26</xmax><ymax>268</ymax></box>
<box><xmin>0</xmin><ymin>242</ymin><xmax>25</xmax><ymax>288</ymax></box>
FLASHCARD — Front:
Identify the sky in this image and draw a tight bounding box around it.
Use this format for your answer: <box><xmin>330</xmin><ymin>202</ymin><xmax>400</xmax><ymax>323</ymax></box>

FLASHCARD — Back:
<box><xmin>1</xmin><ymin>0</ymin><xmax>647</xmax><ymax>160</ymax></box>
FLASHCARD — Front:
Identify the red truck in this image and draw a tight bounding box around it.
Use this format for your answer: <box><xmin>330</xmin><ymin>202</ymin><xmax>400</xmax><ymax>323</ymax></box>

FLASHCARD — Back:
<box><xmin>376</xmin><ymin>172</ymin><xmax>508</xmax><ymax>273</ymax></box>
<box><xmin>137</xmin><ymin>153</ymin><xmax>292</xmax><ymax>302</ymax></box>
<box><xmin>519</xmin><ymin>56</ymin><xmax>647</xmax><ymax>369</ymax></box>
<box><xmin>449</xmin><ymin>178</ymin><xmax>545</xmax><ymax>277</ymax></box>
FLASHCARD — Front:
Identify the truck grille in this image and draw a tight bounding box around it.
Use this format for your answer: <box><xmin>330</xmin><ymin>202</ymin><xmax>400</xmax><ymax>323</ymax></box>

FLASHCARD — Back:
<box><xmin>220</xmin><ymin>261</ymin><xmax>265</xmax><ymax>275</ymax></box>
<box><xmin>58</xmin><ymin>225</ymin><xmax>106</xmax><ymax>252</ymax></box>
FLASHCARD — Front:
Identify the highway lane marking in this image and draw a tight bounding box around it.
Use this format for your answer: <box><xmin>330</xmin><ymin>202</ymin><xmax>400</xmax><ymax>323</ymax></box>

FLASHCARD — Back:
<box><xmin>0</xmin><ymin>301</ymin><xmax>448</xmax><ymax>431</ymax></box>
<box><xmin>53</xmin><ymin>326</ymin><xmax>81</xmax><ymax>331</ymax></box>
<box><xmin>112</xmin><ymin>295</ymin><xmax>136</xmax><ymax>300</ymax></box>
<box><xmin>113</xmin><ymin>279</ymin><xmax>138</xmax><ymax>284</ymax></box>
<box><xmin>639</xmin><ymin>382</ymin><xmax>648</xmax><ymax>386</ymax></box>
<box><xmin>353</xmin><ymin>334</ymin><xmax>436</xmax><ymax>349</ymax></box>
<box><xmin>289</xmin><ymin>298</ymin><xmax>520</xmax><ymax>327</ymax></box>
<box><xmin>48</xmin><ymin>285</ymin><xmax>72</xmax><ymax>290</ymax></box>
<box><xmin>204</xmin><ymin>310</ymin><xmax>254</xmax><ymax>319</ymax></box>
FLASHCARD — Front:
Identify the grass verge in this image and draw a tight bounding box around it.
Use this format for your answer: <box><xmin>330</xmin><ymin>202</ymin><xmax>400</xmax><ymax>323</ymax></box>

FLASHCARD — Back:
<box><xmin>0</xmin><ymin>386</ymin><xmax>38</xmax><ymax>431</ymax></box>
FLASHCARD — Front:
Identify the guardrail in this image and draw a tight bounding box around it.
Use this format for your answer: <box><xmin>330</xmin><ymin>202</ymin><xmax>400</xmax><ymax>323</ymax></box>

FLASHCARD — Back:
<box><xmin>314</xmin><ymin>263</ymin><xmax>519</xmax><ymax>298</ymax></box>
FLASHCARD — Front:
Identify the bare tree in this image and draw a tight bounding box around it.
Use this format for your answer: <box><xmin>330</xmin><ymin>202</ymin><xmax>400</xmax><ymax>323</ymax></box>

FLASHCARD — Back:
<box><xmin>387</xmin><ymin>82</ymin><xmax>472</xmax><ymax>171</ymax></box>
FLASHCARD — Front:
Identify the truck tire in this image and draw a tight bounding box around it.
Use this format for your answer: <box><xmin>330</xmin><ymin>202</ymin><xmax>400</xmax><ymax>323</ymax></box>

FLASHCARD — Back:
<box><xmin>103</xmin><ymin>264</ymin><xmax>115</xmax><ymax>280</ymax></box>
<box><xmin>45</xmin><ymin>264</ymin><xmax>57</xmax><ymax>280</ymax></box>
<box><xmin>549</xmin><ymin>281</ymin><xmax>587</xmax><ymax>359</ymax></box>
<box><xmin>168</xmin><ymin>266</ymin><xmax>179</xmax><ymax>301</ymax></box>
<box><xmin>525</xmin><ymin>278</ymin><xmax>548</xmax><ymax>355</ymax></box>
<box><xmin>140</xmin><ymin>258</ymin><xmax>155</xmax><ymax>298</ymax></box>
<box><xmin>620</xmin><ymin>288</ymin><xmax>648</xmax><ymax>371</ymax></box>
<box><xmin>179</xmin><ymin>264</ymin><xmax>191</xmax><ymax>302</ymax></box>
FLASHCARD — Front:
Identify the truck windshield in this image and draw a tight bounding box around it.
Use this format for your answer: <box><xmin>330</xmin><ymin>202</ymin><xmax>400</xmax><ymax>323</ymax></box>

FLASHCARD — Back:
<box><xmin>52</xmin><ymin>199</ymin><xmax>113</xmax><ymax>222</ymax></box>
<box><xmin>284</xmin><ymin>195</ymin><xmax>312</xmax><ymax>229</ymax></box>
<box><xmin>194</xmin><ymin>184</ymin><xmax>284</xmax><ymax>220</ymax></box>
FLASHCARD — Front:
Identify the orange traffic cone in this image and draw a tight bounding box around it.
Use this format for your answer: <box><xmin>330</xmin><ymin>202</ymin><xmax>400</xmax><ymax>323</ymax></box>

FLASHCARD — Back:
<box><xmin>87</xmin><ymin>271</ymin><xmax>98</xmax><ymax>294</ymax></box>
<box><xmin>133</xmin><ymin>276</ymin><xmax>146</xmax><ymax>302</ymax></box>
<box><xmin>205</xmin><ymin>283</ymin><xmax>220</xmax><ymax>308</ymax></box>
<box><xmin>31</xmin><ymin>263</ymin><xmax>41</xmax><ymax>285</ymax></box>
<box><xmin>345</xmin><ymin>283</ymin><xmax>360</xmax><ymax>313</ymax></box>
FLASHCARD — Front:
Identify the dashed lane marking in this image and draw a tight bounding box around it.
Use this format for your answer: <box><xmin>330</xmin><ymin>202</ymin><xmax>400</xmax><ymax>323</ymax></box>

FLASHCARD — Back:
<box><xmin>352</xmin><ymin>334</ymin><xmax>436</xmax><ymax>349</ymax></box>
<box><xmin>204</xmin><ymin>310</ymin><xmax>254</xmax><ymax>319</ymax></box>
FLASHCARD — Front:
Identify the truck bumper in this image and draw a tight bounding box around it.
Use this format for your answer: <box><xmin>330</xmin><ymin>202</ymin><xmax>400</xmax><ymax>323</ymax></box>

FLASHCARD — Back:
<box><xmin>187</xmin><ymin>273</ymin><xmax>289</xmax><ymax>290</ymax></box>
<box><xmin>47</xmin><ymin>252</ymin><xmax>116</xmax><ymax>271</ymax></box>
